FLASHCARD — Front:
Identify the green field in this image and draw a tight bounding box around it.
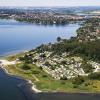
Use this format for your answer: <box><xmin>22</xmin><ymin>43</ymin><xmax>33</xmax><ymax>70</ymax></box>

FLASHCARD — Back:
<box><xmin>4</xmin><ymin>62</ymin><xmax>100</xmax><ymax>92</ymax></box>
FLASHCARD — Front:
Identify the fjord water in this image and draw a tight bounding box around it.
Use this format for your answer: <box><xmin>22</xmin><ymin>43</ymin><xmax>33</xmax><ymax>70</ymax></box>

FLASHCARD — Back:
<box><xmin>0</xmin><ymin>19</ymin><xmax>80</xmax><ymax>56</ymax></box>
<box><xmin>0</xmin><ymin>69</ymin><xmax>27</xmax><ymax>100</ymax></box>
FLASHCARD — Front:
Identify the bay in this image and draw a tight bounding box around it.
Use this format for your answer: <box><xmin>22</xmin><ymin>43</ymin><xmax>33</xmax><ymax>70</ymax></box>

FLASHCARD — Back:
<box><xmin>0</xmin><ymin>19</ymin><xmax>80</xmax><ymax>56</ymax></box>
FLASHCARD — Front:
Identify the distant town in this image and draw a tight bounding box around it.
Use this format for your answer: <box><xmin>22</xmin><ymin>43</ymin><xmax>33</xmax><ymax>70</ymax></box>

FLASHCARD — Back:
<box><xmin>0</xmin><ymin>7</ymin><xmax>100</xmax><ymax>25</ymax></box>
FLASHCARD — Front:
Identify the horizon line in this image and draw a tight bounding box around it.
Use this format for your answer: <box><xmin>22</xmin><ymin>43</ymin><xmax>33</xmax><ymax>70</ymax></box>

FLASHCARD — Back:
<box><xmin>0</xmin><ymin>5</ymin><xmax>100</xmax><ymax>8</ymax></box>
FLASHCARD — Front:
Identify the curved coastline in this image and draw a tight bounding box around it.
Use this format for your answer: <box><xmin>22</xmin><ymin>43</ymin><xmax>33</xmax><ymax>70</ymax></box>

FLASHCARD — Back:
<box><xmin>0</xmin><ymin>63</ymin><xmax>41</xmax><ymax>92</ymax></box>
<box><xmin>0</xmin><ymin>60</ymin><xmax>100</xmax><ymax>100</ymax></box>
<box><xmin>0</xmin><ymin>19</ymin><xmax>100</xmax><ymax>100</ymax></box>
<box><xmin>0</xmin><ymin>64</ymin><xmax>41</xmax><ymax>100</ymax></box>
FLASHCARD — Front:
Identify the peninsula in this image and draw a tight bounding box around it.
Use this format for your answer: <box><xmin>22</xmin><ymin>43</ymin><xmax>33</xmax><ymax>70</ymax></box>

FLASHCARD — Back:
<box><xmin>1</xmin><ymin>17</ymin><xmax>100</xmax><ymax>92</ymax></box>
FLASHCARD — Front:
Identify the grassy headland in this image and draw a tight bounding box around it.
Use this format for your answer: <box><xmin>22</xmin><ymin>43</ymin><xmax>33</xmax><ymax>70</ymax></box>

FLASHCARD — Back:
<box><xmin>4</xmin><ymin>18</ymin><xmax>100</xmax><ymax>92</ymax></box>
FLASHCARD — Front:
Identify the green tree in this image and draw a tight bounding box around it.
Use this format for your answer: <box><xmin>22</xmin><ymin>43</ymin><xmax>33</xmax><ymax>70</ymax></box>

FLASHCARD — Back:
<box><xmin>72</xmin><ymin>76</ymin><xmax>85</xmax><ymax>85</ymax></box>
<box><xmin>88</xmin><ymin>72</ymin><xmax>100</xmax><ymax>80</ymax></box>
<box><xmin>57</xmin><ymin>37</ymin><xmax>61</xmax><ymax>42</ymax></box>
<box><xmin>81</xmin><ymin>61</ymin><xmax>94</xmax><ymax>73</ymax></box>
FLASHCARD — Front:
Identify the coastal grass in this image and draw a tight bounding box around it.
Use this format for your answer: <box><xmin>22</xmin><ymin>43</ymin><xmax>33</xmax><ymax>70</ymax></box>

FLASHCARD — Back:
<box><xmin>4</xmin><ymin>62</ymin><xmax>100</xmax><ymax>92</ymax></box>
<box><xmin>5</xmin><ymin>52</ymin><xmax>27</xmax><ymax>61</ymax></box>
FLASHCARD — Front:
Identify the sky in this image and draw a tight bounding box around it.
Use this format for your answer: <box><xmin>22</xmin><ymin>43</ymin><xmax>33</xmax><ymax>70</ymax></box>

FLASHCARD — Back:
<box><xmin>0</xmin><ymin>0</ymin><xmax>100</xmax><ymax>7</ymax></box>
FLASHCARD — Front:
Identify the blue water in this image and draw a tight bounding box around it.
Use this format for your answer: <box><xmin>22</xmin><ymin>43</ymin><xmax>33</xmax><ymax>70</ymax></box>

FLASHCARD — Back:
<box><xmin>0</xmin><ymin>19</ymin><xmax>80</xmax><ymax>56</ymax></box>
<box><xmin>0</xmin><ymin>68</ymin><xmax>29</xmax><ymax>100</ymax></box>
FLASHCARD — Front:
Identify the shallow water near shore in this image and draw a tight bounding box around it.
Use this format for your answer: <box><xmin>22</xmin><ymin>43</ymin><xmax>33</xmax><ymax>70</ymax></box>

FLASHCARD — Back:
<box><xmin>0</xmin><ymin>68</ymin><xmax>29</xmax><ymax>100</ymax></box>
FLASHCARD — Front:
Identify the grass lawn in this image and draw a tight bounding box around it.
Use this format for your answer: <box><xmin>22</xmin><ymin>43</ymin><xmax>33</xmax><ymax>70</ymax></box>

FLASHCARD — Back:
<box><xmin>5</xmin><ymin>52</ymin><xmax>27</xmax><ymax>61</ymax></box>
<box><xmin>4</xmin><ymin>62</ymin><xmax>100</xmax><ymax>92</ymax></box>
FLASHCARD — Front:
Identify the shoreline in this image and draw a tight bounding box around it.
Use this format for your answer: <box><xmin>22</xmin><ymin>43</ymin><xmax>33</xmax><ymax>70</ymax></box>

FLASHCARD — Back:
<box><xmin>1</xmin><ymin>59</ymin><xmax>100</xmax><ymax>94</ymax></box>
<box><xmin>1</xmin><ymin>61</ymin><xmax>100</xmax><ymax>94</ymax></box>
<box><xmin>0</xmin><ymin>67</ymin><xmax>38</xmax><ymax>100</ymax></box>
<box><xmin>0</xmin><ymin>61</ymin><xmax>41</xmax><ymax>93</ymax></box>
<box><xmin>0</xmin><ymin>61</ymin><xmax>100</xmax><ymax>100</ymax></box>
<box><xmin>2</xmin><ymin>52</ymin><xmax>100</xmax><ymax>94</ymax></box>
<box><xmin>0</xmin><ymin>50</ymin><xmax>29</xmax><ymax>59</ymax></box>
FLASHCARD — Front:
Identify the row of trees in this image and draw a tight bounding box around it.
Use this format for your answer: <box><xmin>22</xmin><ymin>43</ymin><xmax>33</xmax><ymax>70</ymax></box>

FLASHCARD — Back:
<box><xmin>36</xmin><ymin>38</ymin><xmax>100</xmax><ymax>62</ymax></box>
<box><xmin>17</xmin><ymin>17</ymin><xmax>70</xmax><ymax>25</ymax></box>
